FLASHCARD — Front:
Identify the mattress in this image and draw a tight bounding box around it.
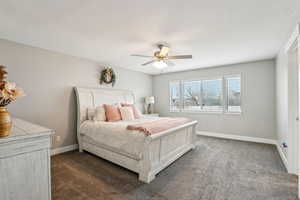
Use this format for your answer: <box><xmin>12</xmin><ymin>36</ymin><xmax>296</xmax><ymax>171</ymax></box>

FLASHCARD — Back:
<box><xmin>79</xmin><ymin>117</ymin><xmax>161</xmax><ymax>160</ymax></box>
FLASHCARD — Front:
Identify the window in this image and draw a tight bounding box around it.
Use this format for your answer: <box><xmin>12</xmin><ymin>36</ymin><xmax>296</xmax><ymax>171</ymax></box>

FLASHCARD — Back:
<box><xmin>182</xmin><ymin>79</ymin><xmax>222</xmax><ymax>112</ymax></box>
<box><xmin>169</xmin><ymin>81</ymin><xmax>181</xmax><ymax>111</ymax></box>
<box><xmin>183</xmin><ymin>81</ymin><xmax>201</xmax><ymax>111</ymax></box>
<box><xmin>202</xmin><ymin>79</ymin><xmax>223</xmax><ymax>112</ymax></box>
<box><xmin>226</xmin><ymin>76</ymin><xmax>241</xmax><ymax>113</ymax></box>
<box><xmin>169</xmin><ymin>75</ymin><xmax>241</xmax><ymax>113</ymax></box>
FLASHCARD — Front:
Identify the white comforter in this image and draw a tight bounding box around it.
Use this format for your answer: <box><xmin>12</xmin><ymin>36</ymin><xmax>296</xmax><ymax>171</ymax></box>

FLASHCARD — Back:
<box><xmin>79</xmin><ymin>118</ymin><xmax>161</xmax><ymax>160</ymax></box>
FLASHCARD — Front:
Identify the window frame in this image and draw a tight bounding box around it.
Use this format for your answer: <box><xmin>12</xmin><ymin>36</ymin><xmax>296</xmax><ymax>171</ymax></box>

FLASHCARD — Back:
<box><xmin>224</xmin><ymin>74</ymin><xmax>242</xmax><ymax>114</ymax></box>
<box><xmin>169</xmin><ymin>80</ymin><xmax>182</xmax><ymax>112</ymax></box>
<box><xmin>168</xmin><ymin>74</ymin><xmax>242</xmax><ymax>115</ymax></box>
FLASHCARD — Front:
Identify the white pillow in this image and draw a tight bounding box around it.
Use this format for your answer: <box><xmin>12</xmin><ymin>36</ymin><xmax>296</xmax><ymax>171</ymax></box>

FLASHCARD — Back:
<box><xmin>119</xmin><ymin>107</ymin><xmax>135</xmax><ymax>121</ymax></box>
<box><xmin>94</xmin><ymin>106</ymin><xmax>106</xmax><ymax>121</ymax></box>
<box><xmin>87</xmin><ymin>108</ymin><xmax>96</xmax><ymax>120</ymax></box>
<box><xmin>134</xmin><ymin>105</ymin><xmax>142</xmax><ymax>118</ymax></box>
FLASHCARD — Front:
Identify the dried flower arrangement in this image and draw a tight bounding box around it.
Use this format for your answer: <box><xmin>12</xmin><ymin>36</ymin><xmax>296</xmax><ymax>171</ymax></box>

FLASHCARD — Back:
<box><xmin>0</xmin><ymin>66</ymin><xmax>25</xmax><ymax>106</ymax></box>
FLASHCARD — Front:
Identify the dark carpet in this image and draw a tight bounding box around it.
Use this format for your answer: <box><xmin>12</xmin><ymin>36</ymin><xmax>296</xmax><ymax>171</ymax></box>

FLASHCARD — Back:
<box><xmin>51</xmin><ymin>136</ymin><xmax>298</xmax><ymax>200</ymax></box>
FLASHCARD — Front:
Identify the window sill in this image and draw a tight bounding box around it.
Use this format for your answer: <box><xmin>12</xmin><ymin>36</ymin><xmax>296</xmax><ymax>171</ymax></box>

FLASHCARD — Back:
<box><xmin>183</xmin><ymin>110</ymin><xmax>222</xmax><ymax>114</ymax></box>
<box><xmin>224</xmin><ymin>112</ymin><xmax>242</xmax><ymax>115</ymax></box>
<box><xmin>169</xmin><ymin>110</ymin><xmax>181</xmax><ymax>113</ymax></box>
<box><xmin>169</xmin><ymin>110</ymin><xmax>242</xmax><ymax>115</ymax></box>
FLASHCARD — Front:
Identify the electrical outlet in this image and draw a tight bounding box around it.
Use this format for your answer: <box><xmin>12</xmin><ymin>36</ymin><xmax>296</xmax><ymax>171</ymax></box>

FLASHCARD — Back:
<box><xmin>282</xmin><ymin>142</ymin><xmax>288</xmax><ymax>148</ymax></box>
<box><xmin>55</xmin><ymin>136</ymin><xmax>61</xmax><ymax>142</ymax></box>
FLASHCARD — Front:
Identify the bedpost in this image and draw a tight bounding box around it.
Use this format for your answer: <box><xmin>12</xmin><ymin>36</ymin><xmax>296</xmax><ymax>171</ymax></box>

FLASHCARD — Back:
<box><xmin>191</xmin><ymin>123</ymin><xmax>197</xmax><ymax>149</ymax></box>
<box><xmin>138</xmin><ymin>137</ymin><xmax>156</xmax><ymax>183</ymax></box>
<box><xmin>78</xmin><ymin>138</ymin><xmax>83</xmax><ymax>153</ymax></box>
<box><xmin>74</xmin><ymin>87</ymin><xmax>83</xmax><ymax>153</ymax></box>
<box><xmin>139</xmin><ymin>172</ymin><xmax>156</xmax><ymax>183</ymax></box>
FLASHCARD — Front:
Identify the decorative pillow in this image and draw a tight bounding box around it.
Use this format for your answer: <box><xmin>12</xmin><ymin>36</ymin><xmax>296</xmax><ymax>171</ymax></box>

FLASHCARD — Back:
<box><xmin>104</xmin><ymin>104</ymin><xmax>122</xmax><ymax>122</ymax></box>
<box><xmin>87</xmin><ymin>108</ymin><xmax>96</xmax><ymax>120</ymax></box>
<box><xmin>121</xmin><ymin>104</ymin><xmax>142</xmax><ymax>119</ymax></box>
<box><xmin>94</xmin><ymin>106</ymin><xmax>106</xmax><ymax>121</ymax></box>
<box><xmin>119</xmin><ymin>107</ymin><xmax>135</xmax><ymax>121</ymax></box>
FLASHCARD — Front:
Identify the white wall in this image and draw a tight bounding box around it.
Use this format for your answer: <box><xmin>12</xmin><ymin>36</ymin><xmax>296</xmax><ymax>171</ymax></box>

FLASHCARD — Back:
<box><xmin>0</xmin><ymin>39</ymin><xmax>153</xmax><ymax>149</ymax></box>
<box><xmin>153</xmin><ymin>59</ymin><xmax>276</xmax><ymax>140</ymax></box>
<box><xmin>276</xmin><ymin>48</ymin><xmax>289</xmax><ymax>157</ymax></box>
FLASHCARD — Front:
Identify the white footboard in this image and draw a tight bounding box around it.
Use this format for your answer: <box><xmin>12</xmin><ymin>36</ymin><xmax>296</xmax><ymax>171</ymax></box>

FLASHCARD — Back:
<box><xmin>79</xmin><ymin>121</ymin><xmax>197</xmax><ymax>183</ymax></box>
<box><xmin>138</xmin><ymin>121</ymin><xmax>197</xmax><ymax>183</ymax></box>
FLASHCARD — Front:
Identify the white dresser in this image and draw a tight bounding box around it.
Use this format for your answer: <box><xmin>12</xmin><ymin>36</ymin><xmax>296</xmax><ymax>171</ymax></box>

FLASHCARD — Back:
<box><xmin>0</xmin><ymin>118</ymin><xmax>53</xmax><ymax>200</ymax></box>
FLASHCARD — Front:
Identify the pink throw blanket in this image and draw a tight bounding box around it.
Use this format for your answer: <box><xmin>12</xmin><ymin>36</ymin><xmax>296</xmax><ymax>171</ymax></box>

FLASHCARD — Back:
<box><xmin>127</xmin><ymin>118</ymin><xmax>192</xmax><ymax>136</ymax></box>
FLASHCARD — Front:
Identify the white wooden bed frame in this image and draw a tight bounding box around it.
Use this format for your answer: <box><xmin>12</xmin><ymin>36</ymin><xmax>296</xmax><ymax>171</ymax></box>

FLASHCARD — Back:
<box><xmin>74</xmin><ymin>87</ymin><xmax>197</xmax><ymax>183</ymax></box>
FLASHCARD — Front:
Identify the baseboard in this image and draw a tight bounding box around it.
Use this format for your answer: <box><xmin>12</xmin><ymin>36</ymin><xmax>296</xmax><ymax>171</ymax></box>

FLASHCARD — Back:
<box><xmin>276</xmin><ymin>142</ymin><xmax>288</xmax><ymax>170</ymax></box>
<box><xmin>51</xmin><ymin>144</ymin><xmax>78</xmax><ymax>156</ymax></box>
<box><xmin>196</xmin><ymin>131</ymin><xmax>277</xmax><ymax>145</ymax></box>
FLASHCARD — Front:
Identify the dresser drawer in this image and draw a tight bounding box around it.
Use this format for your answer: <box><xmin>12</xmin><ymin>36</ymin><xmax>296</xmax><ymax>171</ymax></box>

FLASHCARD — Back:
<box><xmin>0</xmin><ymin>136</ymin><xmax>51</xmax><ymax>158</ymax></box>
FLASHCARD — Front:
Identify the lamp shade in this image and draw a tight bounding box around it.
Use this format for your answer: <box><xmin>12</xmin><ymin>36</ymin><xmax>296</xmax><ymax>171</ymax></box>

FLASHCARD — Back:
<box><xmin>145</xmin><ymin>96</ymin><xmax>155</xmax><ymax>104</ymax></box>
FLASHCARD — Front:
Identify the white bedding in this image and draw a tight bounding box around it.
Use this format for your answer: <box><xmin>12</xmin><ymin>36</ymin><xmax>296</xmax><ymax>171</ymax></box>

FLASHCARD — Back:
<box><xmin>79</xmin><ymin>117</ymin><xmax>161</xmax><ymax>160</ymax></box>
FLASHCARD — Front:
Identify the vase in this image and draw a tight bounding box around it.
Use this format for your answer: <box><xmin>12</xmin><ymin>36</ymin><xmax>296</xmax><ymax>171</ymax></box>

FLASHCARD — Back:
<box><xmin>0</xmin><ymin>107</ymin><xmax>12</xmax><ymax>137</ymax></box>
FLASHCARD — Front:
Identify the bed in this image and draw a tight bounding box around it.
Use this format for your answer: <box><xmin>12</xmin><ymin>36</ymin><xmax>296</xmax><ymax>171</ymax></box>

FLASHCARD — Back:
<box><xmin>74</xmin><ymin>87</ymin><xmax>197</xmax><ymax>183</ymax></box>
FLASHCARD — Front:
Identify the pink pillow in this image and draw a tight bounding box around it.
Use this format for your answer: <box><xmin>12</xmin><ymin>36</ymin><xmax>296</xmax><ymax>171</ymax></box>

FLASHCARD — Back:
<box><xmin>104</xmin><ymin>104</ymin><xmax>122</xmax><ymax>122</ymax></box>
<box><xmin>121</xmin><ymin>103</ymin><xmax>141</xmax><ymax>119</ymax></box>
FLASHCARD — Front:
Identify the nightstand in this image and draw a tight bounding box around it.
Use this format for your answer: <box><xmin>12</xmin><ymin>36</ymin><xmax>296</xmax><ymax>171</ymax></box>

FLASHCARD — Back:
<box><xmin>142</xmin><ymin>113</ymin><xmax>159</xmax><ymax>118</ymax></box>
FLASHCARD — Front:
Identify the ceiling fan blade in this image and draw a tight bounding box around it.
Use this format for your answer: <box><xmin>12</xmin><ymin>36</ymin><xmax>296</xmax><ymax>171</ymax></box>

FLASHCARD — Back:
<box><xmin>159</xmin><ymin>46</ymin><xmax>170</xmax><ymax>57</ymax></box>
<box><xmin>131</xmin><ymin>54</ymin><xmax>153</xmax><ymax>58</ymax></box>
<box><xmin>165</xmin><ymin>60</ymin><xmax>175</xmax><ymax>67</ymax></box>
<box><xmin>167</xmin><ymin>55</ymin><xmax>192</xmax><ymax>59</ymax></box>
<box><xmin>142</xmin><ymin>60</ymin><xmax>156</xmax><ymax>66</ymax></box>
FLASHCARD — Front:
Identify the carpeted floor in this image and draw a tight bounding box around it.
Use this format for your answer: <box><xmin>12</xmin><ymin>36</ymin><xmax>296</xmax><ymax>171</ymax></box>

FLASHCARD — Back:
<box><xmin>51</xmin><ymin>136</ymin><xmax>298</xmax><ymax>200</ymax></box>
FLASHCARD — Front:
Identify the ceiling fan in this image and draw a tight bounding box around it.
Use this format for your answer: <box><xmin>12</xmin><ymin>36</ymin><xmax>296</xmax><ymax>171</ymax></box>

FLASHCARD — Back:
<box><xmin>131</xmin><ymin>44</ymin><xmax>192</xmax><ymax>69</ymax></box>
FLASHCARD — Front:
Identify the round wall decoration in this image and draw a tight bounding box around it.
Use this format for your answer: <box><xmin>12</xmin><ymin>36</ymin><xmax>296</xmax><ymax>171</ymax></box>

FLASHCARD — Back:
<box><xmin>100</xmin><ymin>67</ymin><xmax>116</xmax><ymax>86</ymax></box>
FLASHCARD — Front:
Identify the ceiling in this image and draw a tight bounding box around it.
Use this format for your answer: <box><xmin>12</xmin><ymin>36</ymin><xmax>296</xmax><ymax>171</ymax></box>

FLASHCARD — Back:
<box><xmin>0</xmin><ymin>0</ymin><xmax>299</xmax><ymax>75</ymax></box>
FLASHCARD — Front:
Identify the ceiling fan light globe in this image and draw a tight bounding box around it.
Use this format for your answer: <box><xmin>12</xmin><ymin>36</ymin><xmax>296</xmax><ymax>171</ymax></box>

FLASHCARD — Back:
<box><xmin>153</xmin><ymin>61</ymin><xmax>168</xmax><ymax>69</ymax></box>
